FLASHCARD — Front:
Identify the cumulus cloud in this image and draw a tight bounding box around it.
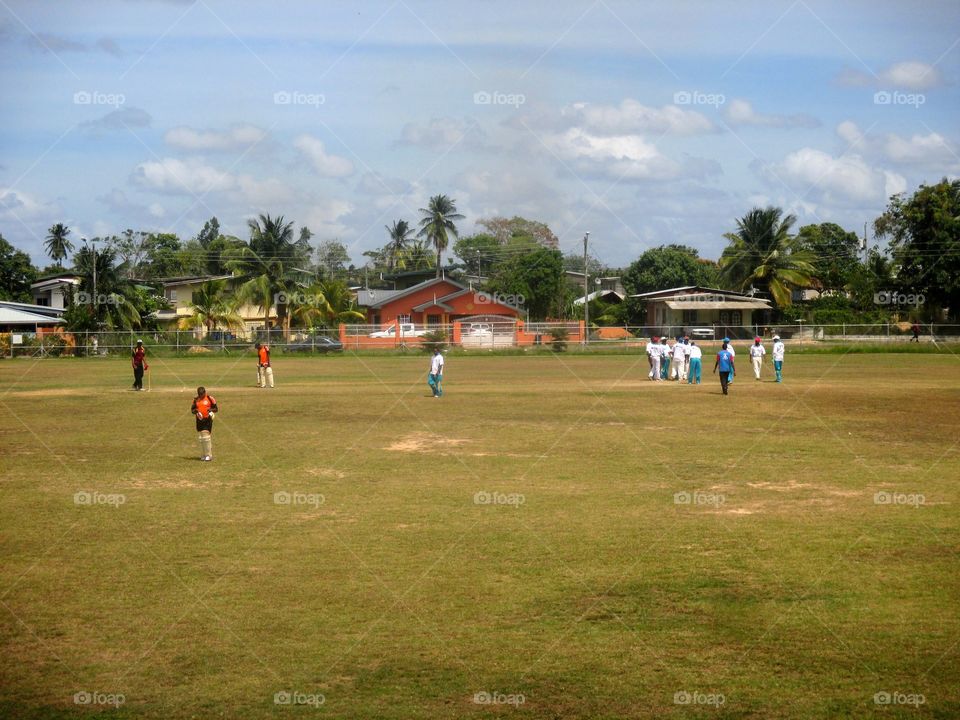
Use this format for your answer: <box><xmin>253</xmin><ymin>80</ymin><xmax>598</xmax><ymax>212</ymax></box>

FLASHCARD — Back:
<box><xmin>723</xmin><ymin>99</ymin><xmax>819</xmax><ymax>129</ymax></box>
<box><xmin>836</xmin><ymin>60</ymin><xmax>944</xmax><ymax>90</ymax></box>
<box><xmin>398</xmin><ymin>117</ymin><xmax>483</xmax><ymax>149</ymax></box>
<box><xmin>133</xmin><ymin>157</ymin><xmax>236</xmax><ymax>195</ymax></box>
<box><xmin>164</xmin><ymin>124</ymin><xmax>267</xmax><ymax>151</ymax></box>
<box><xmin>835</xmin><ymin>121</ymin><xmax>957</xmax><ymax>170</ymax></box>
<box><xmin>560</xmin><ymin>99</ymin><xmax>716</xmax><ymax>136</ymax></box>
<box><xmin>0</xmin><ymin>187</ymin><xmax>57</xmax><ymax>220</ymax></box>
<box><xmin>293</xmin><ymin>134</ymin><xmax>354</xmax><ymax>178</ymax></box>
<box><xmin>766</xmin><ymin>147</ymin><xmax>906</xmax><ymax>205</ymax></box>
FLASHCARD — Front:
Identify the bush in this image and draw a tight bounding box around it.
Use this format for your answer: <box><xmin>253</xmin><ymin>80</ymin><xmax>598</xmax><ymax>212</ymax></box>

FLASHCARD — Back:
<box><xmin>421</xmin><ymin>329</ymin><xmax>447</xmax><ymax>353</ymax></box>
<box><xmin>548</xmin><ymin>327</ymin><xmax>569</xmax><ymax>352</ymax></box>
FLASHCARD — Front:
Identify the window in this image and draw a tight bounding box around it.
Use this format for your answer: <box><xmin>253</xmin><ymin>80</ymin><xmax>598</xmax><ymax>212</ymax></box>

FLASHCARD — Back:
<box><xmin>34</xmin><ymin>296</ymin><xmax>49</xmax><ymax>307</ymax></box>
<box><xmin>426</xmin><ymin>314</ymin><xmax>441</xmax><ymax>326</ymax></box>
<box><xmin>166</xmin><ymin>289</ymin><xmax>177</xmax><ymax>302</ymax></box>
<box><xmin>682</xmin><ymin>309</ymin><xmax>697</xmax><ymax>324</ymax></box>
<box><xmin>397</xmin><ymin>314</ymin><xmax>411</xmax><ymax>324</ymax></box>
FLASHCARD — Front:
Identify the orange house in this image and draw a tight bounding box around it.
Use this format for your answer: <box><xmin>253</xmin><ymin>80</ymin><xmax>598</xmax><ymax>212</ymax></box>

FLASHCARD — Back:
<box><xmin>356</xmin><ymin>278</ymin><xmax>523</xmax><ymax>327</ymax></box>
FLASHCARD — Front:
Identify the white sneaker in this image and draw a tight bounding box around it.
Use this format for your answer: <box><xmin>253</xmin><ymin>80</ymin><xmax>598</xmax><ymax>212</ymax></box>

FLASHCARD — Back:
<box><xmin>202</xmin><ymin>456</ymin><xmax>212</xmax><ymax>461</ymax></box>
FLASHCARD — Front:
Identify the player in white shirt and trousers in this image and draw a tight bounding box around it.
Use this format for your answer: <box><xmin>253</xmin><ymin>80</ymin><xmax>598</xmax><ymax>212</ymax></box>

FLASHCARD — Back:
<box><xmin>749</xmin><ymin>337</ymin><xmax>766</xmax><ymax>380</ymax></box>
<box><xmin>647</xmin><ymin>336</ymin><xmax>661</xmax><ymax>381</ymax></box>
<box><xmin>659</xmin><ymin>337</ymin><xmax>671</xmax><ymax>380</ymax></box>
<box><xmin>772</xmin><ymin>335</ymin><xmax>785</xmax><ymax>382</ymax></box>
<box><xmin>671</xmin><ymin>337</ymin><xmax>686</xmax><ymax>381</ymax></box>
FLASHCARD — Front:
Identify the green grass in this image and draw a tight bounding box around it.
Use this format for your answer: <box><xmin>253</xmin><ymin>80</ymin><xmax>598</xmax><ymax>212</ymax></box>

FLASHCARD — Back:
<box><xmin>1</xmin><ymin>352</ymin><xmax>958</xmax><ymax>719</ymax></box>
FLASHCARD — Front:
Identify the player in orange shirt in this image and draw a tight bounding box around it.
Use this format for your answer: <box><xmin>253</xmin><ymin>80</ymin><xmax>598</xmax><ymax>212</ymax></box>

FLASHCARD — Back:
<box><xmin>190</xmin><ymin>386</ymin><xmax>219</xmax><ymax>461</ymax></box>
<box><xmin>255</xmin><ymin>342</ymin><xmax>274</xmax><ymax>388</ymax></box>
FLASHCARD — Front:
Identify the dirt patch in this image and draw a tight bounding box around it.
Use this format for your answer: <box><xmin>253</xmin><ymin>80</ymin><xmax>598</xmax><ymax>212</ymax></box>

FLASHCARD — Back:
<box><xmin>305</xmin><ymin>467</ymin><xmax>347</xmax><ymax>479</ymax></box>
<box><xmin>747</xmin><ymin>481</ymin><xmax>813</xmax><ymax>492</ymax></box>
<box><xmin>7</xmin><ymin>388</ymin><xmax>90</xmax><ymax>398</ymax></box>
<box><xmin>387</xmin><ymin>435</ymin><xmax>470</xmax><ymax>453</ymax></box>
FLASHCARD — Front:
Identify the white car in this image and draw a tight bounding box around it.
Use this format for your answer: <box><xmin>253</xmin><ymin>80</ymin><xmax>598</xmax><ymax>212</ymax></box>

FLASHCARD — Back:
<box><xmin>465</xmin><ymin>323</ymin><xmax>492</xmax><ymax>336</ymax></box>
<box><xmin>369</xmin><ymin>323</ymin><xmax>428</xmax><ymax>339</ymax></box>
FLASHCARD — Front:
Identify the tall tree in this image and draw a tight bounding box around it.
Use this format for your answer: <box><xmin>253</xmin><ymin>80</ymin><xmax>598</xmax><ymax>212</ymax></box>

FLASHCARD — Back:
<box><xmin>454</xmin><ymin>233</ymin><xmax>501</xmax><ymax>278</ymax></box>
<box><xmin>417</xmin><ymin>194</ymin><xmax>464</xmax><ymax>278</ymax></box>
<box><xmin>71</xmin><ymin>245</ymin><xmax>143</xmax><ymax>329</ymax></box>
<box><xmin>406</xmin><ymin>239</ymin><xmax>435</xmax><ymax>271</ymax></box>
<box><xmin>385</xmin><ymin>219</ymin><xmax>415</xmax><ymax>272</ymax></box>
<box><xmin>874</xmin><ymin>178</ymin><xmax>960</xmax><ymax>321</ymax></box>
<box><xmin>315</xmin><ymin>239</ymin><xmax>351</xmax><ymax>280</ymax></box>
<box><xmin>44</xmin><ymin>223</ymin><xmax>73</xmax><ymax>268</ymax></box>
<box><xmin>227</xmin><ymin>213</ymin><xmax>299</xmax><ymax>336</ymax></box>
<box><xmin>0</xmin><ymin>234</ymin><xmax>38</xmax><ymax>302</ymax></box>
<box><xmin>719</xmin><ymin>207</ymin><xmax>816</xmax><ymax>306</ymax></box>
<box><xmin>796</xmin><ymin>222</ymin><xmax>862</xmax><ymax>294</ymax></box>
<box><xmin>178</xmin><ymin>279</ymin><xmax>242</xmax><ymax>334</ymax></box>
<box><xmin>490</xmin><ymin>247</ymin><xmax>565</xmax><ymax>320</ymax></box>
<box><xmin>196</xmin><ymin>217</ymin><xmax>220</xmax><ymax>249</ymax></box>
<box><xmin>478</xmin><ymin>216</ymin><xmax>559</xmax><ymax>249</ymax></box>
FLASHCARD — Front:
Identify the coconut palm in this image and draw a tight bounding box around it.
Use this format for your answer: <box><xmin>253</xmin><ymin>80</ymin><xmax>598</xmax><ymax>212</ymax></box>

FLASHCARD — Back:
<box><xmin>71</xmin><ymin>245</ymin><xmax>143</xmax><ymax>329</ymax></box>
<box><xmin>417</xmin><ymin>195</ymin><xmax>464</xmax><ymax>278</ymax></box>
<box><xmin>719</xmin><ymin>207</ymin><xmax>817</xmax><ymax>307</ymax></box>
<box><xmin>385</xmin><ymin>219</ymin><xmax>414</xmax><ymax>272</ymax></box>
<box><xmin>226</xmin><ymin>213</ymin><xmax>299</xmax><ymax>339</ymax></box>
<box><xmin>406</xmin><ymin>239</ymin><xmax>435</xmax><ymax>271</ymax></box>
<box><xmin>44</xmin><ymin>223</ymin><xmax>73</xmax><ymax>268</ymax></box>
<box><xmin>178</xmin><ymin>279</ymin><xmax>243</xmax><ymax>335</ymax></box>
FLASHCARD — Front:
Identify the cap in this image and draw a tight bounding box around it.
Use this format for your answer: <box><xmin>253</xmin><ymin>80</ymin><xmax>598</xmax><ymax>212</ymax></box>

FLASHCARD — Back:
<box><xmin>136</xmin><ymin>339</ymin><xmax>143</xmax><ymax>344</ymax></box>
<box><xmin>755</xmin><ymin>336</ymin><xmax>761</xmax><ymax>342</ymax></box>
<box><xmin>772</xmin><ymin>335</ymin><xmax>780</xmax><ymax>341</ymax></box>
<box><xmin>722</xmin><ymin>336</ymin><xmax>730</xmax><ymax>343</ymax></box>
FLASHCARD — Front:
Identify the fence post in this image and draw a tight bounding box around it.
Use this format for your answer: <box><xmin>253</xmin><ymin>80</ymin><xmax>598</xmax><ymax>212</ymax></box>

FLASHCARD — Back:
<box><xmin>176</xmin><ymin>330</ymin><xmax>180</xmax><ymax>353</ymax></box>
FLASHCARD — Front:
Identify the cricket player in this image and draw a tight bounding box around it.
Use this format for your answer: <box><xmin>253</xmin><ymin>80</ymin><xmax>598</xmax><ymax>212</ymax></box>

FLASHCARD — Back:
<box><xmin>687</xmin><ymin>341</ymin><xmax>702</xmax><ymax>384</ymax></box>
<box><xmin>723</xmin><ymin>337</ymin><xmax>736</xmax><ymax>384</ymax></box>
<box><xmin>660</xmin><ymin>336</ymin><xmax>671</xmax><ymax>379</ymax></box>
<box><xmin>428</xmin><ymin>348</ymin><xmax>444</xmax><ymax>397</ymax></box>
<box><xmin>749</xmin><ymin>337</ymin><xmax>766</xmax><ymax>380</ymax></box>
<box><xmin>672</xmin><ymin>336</ymin><xmax>686</xmax><ymax>381</ymax></box>
<box><xmin>255</xmin><ymin>342</ymin><xmax>274</xmax><ymax>388</ymax></box>
<box><xmin>682</xmin><ymin>337</ymin><xmax>692</xmax><ymax>377</ymax></box>
<box><xmin>772</xmin><ymin>335</ymin><xmax>785</xmax><ymax>383</ymax></box>
<box><xmin>647</xmin><ymin>336</ymin><xmax>660</xmax><ymax>381</ymax></box>
<box><xmin>191</xmin><ymin>386</ymin><xmax>218</xmax><ymax>461</ymax></box>
<box><xmin>713</xmin><ymin>341</ymin><xmax>735</xmax><ymax>395</ymax></box>
<box><xmin>131</xmin><ymin>339</ymin><xmax>148</xmax><ymax>391</ymax></box>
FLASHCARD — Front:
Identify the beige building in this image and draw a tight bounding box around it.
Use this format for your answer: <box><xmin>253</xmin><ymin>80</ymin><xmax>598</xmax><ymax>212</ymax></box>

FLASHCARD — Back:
<box><xmin>154</xmin><ymin>275</ymin><xmax>277</xmax><ymax>336</ymax></box>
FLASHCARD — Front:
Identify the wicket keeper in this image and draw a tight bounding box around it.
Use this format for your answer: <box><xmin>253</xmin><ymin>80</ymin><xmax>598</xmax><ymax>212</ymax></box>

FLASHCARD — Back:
<box><xmin>255</xmin><ymin>342</ymin><xmax>274</xmax><ymax>388</ymax></box>
<box><xmin>191</xmin><ymin>386</ymin><xmax>218</xmax><ymax>461</ymax></box>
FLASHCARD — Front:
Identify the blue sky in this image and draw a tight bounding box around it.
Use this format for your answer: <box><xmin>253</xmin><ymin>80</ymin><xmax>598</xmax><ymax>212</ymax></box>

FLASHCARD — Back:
<box><xmin>1</xmin><ymin>0</ymin><xmax>958</xmax><ymax>268</ymax></box>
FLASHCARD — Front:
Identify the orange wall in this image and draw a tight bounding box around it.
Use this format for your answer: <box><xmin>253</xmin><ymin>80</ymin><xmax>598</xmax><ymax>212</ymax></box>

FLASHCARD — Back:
<box><xmin>371</xmin><ymin>282</ymin><xmax>521</xmax><ymax>324</ymax></box>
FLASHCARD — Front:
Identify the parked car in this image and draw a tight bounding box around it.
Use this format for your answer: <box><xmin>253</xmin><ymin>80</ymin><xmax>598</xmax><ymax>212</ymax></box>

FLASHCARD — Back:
<box><xmin>369</xmin><ymin>323</ymin><xmax>428</xmax><ymax>338</ymax></box>
<box><xmin>283</xmin><ymin>336</ymin><xmax>343</xmax><ymax>353</ymax></box>
<box><xmin>464</xmin><ymin>323</ymin><xmax>492</xmax><ymax>336</ymax></box>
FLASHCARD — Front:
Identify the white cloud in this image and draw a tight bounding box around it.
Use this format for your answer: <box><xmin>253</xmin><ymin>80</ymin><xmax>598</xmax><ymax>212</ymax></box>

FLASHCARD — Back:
<box><xmin>398</xmin><ymin>117</ymin><xmax>482</xmax><ymax>149</ymax></box>
<box><xmin>545</xmin><ymin>127</ymin><xmax>676</xmax><ymax>180</ymax></box>
<box><xmin>881</xmin><ymin>61</ymin><xmax>942</xmax><ymax>90</ymax></box>
<box><xmin>835</xmin><ymin>121</ymin><xmax>957</xmax><ymax>170</ymax></box>
<box><xmin>561</xmin><ymin>99</ymin><xmax>715</xmax><ymax>136</ymax></box>
<box><xmin>293</xmin><ymin>134</ymin><xmax>354</xmax><ymax>178</ymax></box>
<box><xmin>133</xmin><ymin>157</ymin><xmax>236</xmax><ymax>195</ymax></box>
<box><xmin>301</xmin><ymin>198</ymin><xmax>354</xmax><ymax>237</ymax></box>
<box><xmin>0</xmin><ymin>187</ymin><xmax>57</xmax><ymax>220</ymax></box>
<box><xmin>164</xmin><ymin>124</ymin><xmax>267</xmax><ymax>151</ymax></box>
<box><xmin>724</xmin><ymin>99</ymin><xmax>818</xmax><ymax>129</ymax></box>
<box><xmin>772</xmin><ymin>147</ymin><xmax>906</xmax><ymax>204</ymax></box>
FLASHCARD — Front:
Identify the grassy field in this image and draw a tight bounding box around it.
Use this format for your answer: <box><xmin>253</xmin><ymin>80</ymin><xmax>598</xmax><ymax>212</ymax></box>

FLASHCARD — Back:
<box><xmin>1</xmin><ymin>351</ymin><xmax>958</xmax><ymax>719</ymax></box>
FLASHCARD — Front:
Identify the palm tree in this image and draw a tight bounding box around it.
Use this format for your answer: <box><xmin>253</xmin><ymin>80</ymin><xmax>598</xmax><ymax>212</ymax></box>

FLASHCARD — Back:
<box><xmin>45</xmin><ymin>223</ymin><xmax>73</xmax><ymax>268</ymax></box>
<box><xmin>406</xmin><ymin>239</ymin><xmax>435</xmax><ymax>271</ymax></box>
<box><xmin>719</xmin><ymin>207</ymin><xmax>817</xmax><ymax>307</ymax></box>
<box><xmin>316</xmin><ymin>280</ymin><xmax>365</xmax><ymax>326</ymax></box>
<box><xmin>385</xmin><ymin>219</ymin><xmax>414</xmax><ymax>272</ymax></box>
<box><xmin>226</xmin><ymin>213</ymin><xmax>298</xmax><ymax>339</ymax></box>
<box><xmin>71</xmin><ymin>245</ymin><xmax>143</xmax><ymax>329</ymax></box>
<box><xmin>417</xmin><ymin>195</ymin><xmax>464</xmax><ymax>278</ymax></box>
<box><xmin>178</xmin><ymin>279</ymin><xmax>243</xmax><ymax>336</ymax></box>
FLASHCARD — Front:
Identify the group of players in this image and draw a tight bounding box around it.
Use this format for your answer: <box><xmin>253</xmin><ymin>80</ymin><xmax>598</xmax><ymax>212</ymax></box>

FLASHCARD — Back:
<box><xmin>644</xmin><ymin>335</ymin><xmax>786</xmax><ymax>396</ymax></box>
<box><xmin>130</xmin><ymin>332</ymin><xmax>781</xmax><ymax>462</ymax></box>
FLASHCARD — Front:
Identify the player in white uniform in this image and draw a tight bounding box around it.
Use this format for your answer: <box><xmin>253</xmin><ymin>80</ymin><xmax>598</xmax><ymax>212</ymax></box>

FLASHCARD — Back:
<box><xmin>772</xmin><ymin>335</ymin><xmax>785</xmax><ymax>383</ymax></box>
<box><xmin>428</xmin><ymin>348</ymin><xmax>444</xmax><ymax>397</ymax></box>
<box><xmin>659</xmin><ymin>337</ymin><xmax>671</xmax><ymax>380</ymax></box>
<box><xmin>687</xmin><ymin>341</ymin><xmax>702</xmax><ymax>384</ymax></box>
<box><xmin>749</xmin><ymin>337</ymin><xmax>766</xmax><ymax>380</ymax></box>
<box><xmin>647</xmin><ymin>336</ymin><xmax>660</xmax><ymax>380</ymax></box>
<box><xmin>672</xmin><ymin>338</ymin><xmax>686</xmax><ymax>381</ymax></box>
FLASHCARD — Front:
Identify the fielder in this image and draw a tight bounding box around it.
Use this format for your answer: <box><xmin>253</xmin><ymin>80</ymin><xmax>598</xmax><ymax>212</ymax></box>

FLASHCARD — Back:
<box><xmin>772</xmin><ymin>335</ymin><xmax>785</xmax><ymax>383</ymax></box>
<box><xmin>723</xmin><ymin>337</ymin><xmax>736</xmax><ymax>384</ymax></box>
<box><xmin>671</xmin><ymin>336</ymin><xmax>686</xmax><ymax>381</ymax></box>
<box><xmin>749</xmin><ymin>337</ymin><xmax>766</xmax><ymax>380</ymax></box>
<box><xmin>131</xmin><ymin>339</ymin><xmax>148</xmax><ymax>391</ymax></box>
<box><xmin>687</xmin><ymin>341</ymin><xmax>702</xmax><ymax>384</ymax></box>
<box><xmin>191</xmin><ymin>386</ymin><xmax>219</xmax><ymax>461</ymax></box>
<box><xmin>647</xmin><ymin>336</ymin><xmax>661</xmax><ymax>381</ymax></box>
<box><xmin>713</xmin><ymin>341</ymin><xmax>735</xmax><ymax>395</ymax></box>
<box><xmin>660</xmin><ymin>336</ymin><xmax>671</xmax><ymax>380</ymax></box>
<box><xmin>255</xmin><ymin>342</ymin><xmax>274</xmax><ymax>388</ymax></box>
<box><xmin>428</xmin><ymin>348</ymin><xmax>444</xmax><ymax>397</ymax></box>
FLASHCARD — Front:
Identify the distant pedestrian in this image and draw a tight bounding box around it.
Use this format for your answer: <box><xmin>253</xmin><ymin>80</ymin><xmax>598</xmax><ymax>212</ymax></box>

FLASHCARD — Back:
<box><xmin>255</xmin><ymin>342</ymin><xmax>274</xmax><ymax>388</ymax></box>
<box><xmin>191</xmin><ymin>386</ymin><xmax>218</xmax><ymax>461</ymax></box>
<box><xmin>714</xmin><ymin>341</ymin><xmax>735</xmax><ymax>395</ymax></box>
<box><xmin>428</xmin><ymin>348</ymin><xmax>444</xmax><ymax>397</ymax></box>
<box><xmin>687</xmin><ymin>341</ymin><xmax>702</xmax><ymax>384</ymax></box>
<box><xmin>749</xmin><ymin>337</ymin><xmax>766</xmax><ymax>380</ymax></box>
<box><xmin>911</xmin><ymin>322</ymin><xmax>920</xmax><ymax>342</ymax></box>
<box><xmin>772</xmin><ymin>335</ymin><xmax>785</xmax><ymax>383</ymax></box>
<box><xmin>131</xmin><ymin>339</ymin><xmax>148</xmax><ymax>391</ymax></box>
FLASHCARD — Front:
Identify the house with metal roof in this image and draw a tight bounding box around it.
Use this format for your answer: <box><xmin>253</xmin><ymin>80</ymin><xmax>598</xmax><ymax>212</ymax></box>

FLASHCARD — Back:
<box><xmin>632</xmin><ymin>286</ymin><xmax>772</xmax><ymax>332</ymax></box>
<box><xmin>0</xmin><ymin>300</ymin><xmax>65</xmax><ymax>331</ymax></box>
<box><xmin>358</xmin><ymin>277</ymin><xmax>524</xmax><ymax>327</ymax></box>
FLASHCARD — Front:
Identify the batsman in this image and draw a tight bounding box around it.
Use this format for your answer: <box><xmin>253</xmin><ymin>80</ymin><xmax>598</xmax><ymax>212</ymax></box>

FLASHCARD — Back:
<box><xmin>191</xmin><ymin>386</ymin><xmax>218</xmax><ymax>461</ymax></box>
<box><xmin>255</xmin><ymin>342</ymin><xmax>274</xmax><ymax>388</ymax></box>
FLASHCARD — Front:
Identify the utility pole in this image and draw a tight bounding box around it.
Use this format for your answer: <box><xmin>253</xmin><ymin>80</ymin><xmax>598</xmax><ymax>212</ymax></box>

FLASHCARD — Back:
<box><xmin>583</xmin><ymin>232</ymin><xmax>590</xmax><ymax>345</ymax></box>
<box><xmin>476</xmin><ymin>248</ymin><xmax>481</xmax><ymax>287</ymax></box>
